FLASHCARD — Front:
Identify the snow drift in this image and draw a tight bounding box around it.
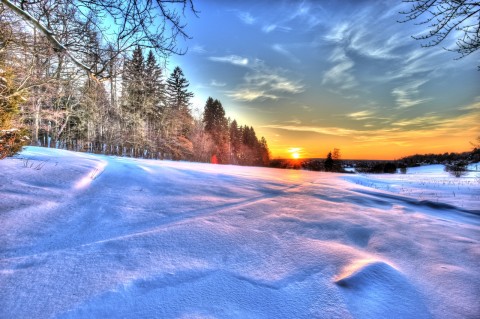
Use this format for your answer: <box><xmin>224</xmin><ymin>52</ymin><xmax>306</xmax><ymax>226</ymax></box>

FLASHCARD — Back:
<box><xmin>1</xmin><ymin>147</ymin><xmax>479</xmax><ymax>319</ymax></box>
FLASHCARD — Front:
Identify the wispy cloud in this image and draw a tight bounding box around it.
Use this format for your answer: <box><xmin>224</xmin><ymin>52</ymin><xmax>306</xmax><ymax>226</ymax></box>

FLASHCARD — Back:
<box><xmin>190</xmin><ymin>45</ymin><xmax>207</xmax><ymax>54</ymax></box>
<box><xmin>262</xmin><ymin>24</ymin><xmax>291</xmax><ymax>33</ymax></box>
<box><xmin>260</xmin><ymin>1</ymin><xmax>320</xmax><ymax>34</ymax></box>
<box><xmin>458</xmin><ymin>98</ymin><xmax>480</xmax><ymax>111</ymax></box>
<box><xmin>284</xmin><ymin>119</ymin><xmax>302</xmax><ymax>125</ymax></box>
<box><xmin>319</xmin><ymin>4</ymin><xmax>454</xmax><ymax>109</ymax></box>
<box><xmin>288</xmin><ymin>147</ymin><xmax>302</xmax><ymax>153</ymax></box>
<box><xmin>238</xmin><ymin>12</ymin><xmax>256</xmax><ymax>25</ymax></box>
<box><xmin>324</xmin><ymin>20</ymin><xmax>402</xmax><ymax>61</ymax></box>
<box><xmin>272</xmin><ymin>44</ymin><xmax>300</xmax><ymax>63</ymax></box>
<box><xmin>210</xmin><ymin>79</ymin><xmax>226</xmax><ymax>87</ymax></box>
<box><xmin>322</xmin><ymin>47</ymin><xmax>356</xmax><ymax>90</ymax></box>
<box><xmin>347</xmin><ymin>110</ymin><xmax>375</xmax><ymax>121</ymax></box>
<box><xmin>324</xmin><ymin>22</ymin><xmax>349</xmax><ymax>43</ymax></box>
<box><xmin>227</xmin><ymin>89</ymin><xmax>277</xmax><ymax>102</ymax></box>
<box><xmin>262</xmin><ymin>24</ymin><xmax>277</xmax><ymax>33</ymax></box>
<box><xmin>244</xmin><ymin>72</ymin><xmax>304</xmax><ymax>94</ymax></box>
<box><xmin>391</xmin><ymin>115</ymin><xmax>442</xmax><ymax>127</ymax></box>
<box><xmin>392</xmin><ymin>79</ymin><xmax>431</xmax><ymax>109</ymax></box>
<box><xmin>263</xmin><ymin>124</ymin><xmax>357</xmax><ymax>137</ymax></box>
<box><xmin>225</xmin><ymin>59</ymin><xmax>305</xmax><ymax>101</ymax></box>
<box><xmin>209</xmin><ymin>55</ymin><xmax>249</xmax><ymax>66</ymax></box>
<box><xmin>301</xmin><ymin>105</ymin><xmax>312</xmax><ymax>112</ymax></box>
<box><xmin>287</xmin><ymin>1</ymin><xmax>322</xmax><ymax>30</ymax></box>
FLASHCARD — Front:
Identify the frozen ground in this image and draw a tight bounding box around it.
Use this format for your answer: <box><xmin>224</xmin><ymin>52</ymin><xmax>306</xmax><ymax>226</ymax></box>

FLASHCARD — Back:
<box><xmin>0</xmin><ymin>147</ymin><xmax>479</xmax><ymax>319</ymax></box>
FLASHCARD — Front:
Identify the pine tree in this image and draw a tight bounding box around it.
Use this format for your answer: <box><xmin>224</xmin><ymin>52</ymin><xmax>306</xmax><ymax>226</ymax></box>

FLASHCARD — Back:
<box><xmin>144</xmin><ymin>51</ymin><xmax>164</xmax><ymax>116</ymax></box>
<box><xmin>166</xmin><ymin>66</ymin><xmax>193</xmax><ymax>110</ymax></box>
<box><xmin>122</xmin><ymin>46</ymin><xmax>145</xmax><ymax>115</ymax></box>
<box><xmin>324</xmin><ymin>152</ymin><xmax>334</xmax><ymax>172</ymax></box>
<box><xmin>203</xmin><ymin>97</ymin><xmax>229</xmax><ymax>163</ymax></box>
<box><xmin>229</xmin><ymin>119</ymin><xmax>241</xmax><ymax>164</ymax></box>
<box><xmin>163</xmin><ymin>66</ymin><xmax>194</xmax><ymax>159</ymax></box>
<box><xmin>165</xmin><ymin>66</ymin><xmax>194</xmax><ymax>135</ymax></box>
<box><xmin>121</xmin><ymin>46</ymin><xmax>145</xmax><ymax>156</ymax></box>
<box><xmin>259</xmin><ymin>136</ymin><xmax>270</xmax><ymax>166</ymax></box>
<box><xmin>144</xmin><ymin>50</ymin><xmax>165</xmax><ymax>156</ymax></box>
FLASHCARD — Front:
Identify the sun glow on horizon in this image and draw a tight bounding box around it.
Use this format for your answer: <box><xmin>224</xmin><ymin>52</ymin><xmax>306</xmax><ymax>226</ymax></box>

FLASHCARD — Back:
<box><xmin>288</xmin><ymin>147</ymin><xmax>303</xmax><ymax>159</ymax></box>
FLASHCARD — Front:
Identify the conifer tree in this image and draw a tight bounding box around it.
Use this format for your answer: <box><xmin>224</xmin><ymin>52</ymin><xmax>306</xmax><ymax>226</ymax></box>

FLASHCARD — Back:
<box><xmin>324</xmin><ymin>152</ymin><xmax>334</xmax><ymax>172</ymax></box>
<box><xmin>122</xmin><ymin>46</ymin><xmax>145</xmax><ymax>115</ymax></box>
<box><xmin>144</xmin><ymin>50</ymin><xmax>165</xmax><ymax>156</ymax></box>
<box><xmin>166</xmin><ymin>66</ymin><xmax>193</xmax><ymax>110</ymax></box>
<box><xmin>259</xmin><ymin>136</ymin><xmax>270</xmax><ymax>166</ymax></box>
<box><xmin>163</xmin><ymin>66</ymin><xmax>194</xmax><ymax>158</ymax></box>
<box><xmin>229</xmin><ymin>119</ymin><xmax>241</xmax><ymax>164</ymax></box>
<box><xmin>121</xmin><ymin>46</ymin><xmax>145</xmax><ymax>156</ymax></box>
<box><xmin>203</xmin><ymin>97</ymin><xmax>229</xmax><ymax>163</ymax></box>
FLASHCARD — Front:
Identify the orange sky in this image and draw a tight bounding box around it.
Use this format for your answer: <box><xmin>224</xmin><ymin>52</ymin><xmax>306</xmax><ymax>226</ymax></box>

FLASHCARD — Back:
<box><xmin>258</xmin><ymin>108</ymin><xmax>479</xmax><ymax>160</ymax></box>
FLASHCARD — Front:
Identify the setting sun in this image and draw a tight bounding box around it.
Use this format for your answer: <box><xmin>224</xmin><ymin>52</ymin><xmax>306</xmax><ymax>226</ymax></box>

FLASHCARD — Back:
<box><xmin>288</xmin><ymin>147</ymin><xmax>303</xmax><ymax>159</ymax></box>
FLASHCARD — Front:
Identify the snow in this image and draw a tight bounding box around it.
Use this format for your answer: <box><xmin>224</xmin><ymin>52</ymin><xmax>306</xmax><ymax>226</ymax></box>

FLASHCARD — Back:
<box><xmin>1</xmin><ymin>147</ymin><xmax>479</xmax><ymax>319</ymax></box>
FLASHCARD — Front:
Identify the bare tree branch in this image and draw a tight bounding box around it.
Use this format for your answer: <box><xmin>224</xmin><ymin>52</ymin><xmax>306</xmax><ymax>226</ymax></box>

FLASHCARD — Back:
<box><xmin>399</xmin><ymin>0</ymin><xmax>480</xmax><ymax>68</ymax></box>
<box><xmin>0</xmin><ymin>0</ymin><xmax>198</xmax><ymax>79</ymax></box>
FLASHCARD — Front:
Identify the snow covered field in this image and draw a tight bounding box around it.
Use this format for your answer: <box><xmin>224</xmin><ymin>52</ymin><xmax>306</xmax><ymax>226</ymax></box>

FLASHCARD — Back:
<box><xmin>1</xmin><ymin>147</ymin><xmax>479</xmax><ymax>319</ymax></box>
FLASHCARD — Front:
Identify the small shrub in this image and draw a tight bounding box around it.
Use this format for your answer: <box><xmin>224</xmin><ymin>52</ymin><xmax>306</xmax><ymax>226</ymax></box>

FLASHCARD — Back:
<box><xmin>398</xmin><ymin>163</ymin><xmax>408</xmax><ymax>174</ymax></box>
<box><xmin>383</xmin><ymin>162</ymin><xmax>397</xmax><ymax>174</ymax></box>
<box><xmin>0</xmin><ymin>129</ymin><xmax>29</xmax><ymax>159</ymax></box>
<box><xmin>444</xmin><ymin>161</ymin><xmax>468</xmax><ymax>178</ymax></box>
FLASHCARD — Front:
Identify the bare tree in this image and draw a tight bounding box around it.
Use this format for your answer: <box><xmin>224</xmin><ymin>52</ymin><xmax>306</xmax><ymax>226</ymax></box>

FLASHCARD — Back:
<box><xmin>0</xmin><ymin>0</ymin><xmax>198</xmax><ymax>79</ymax></box>
<box><xmin>400</xmin><ymin>0</ymin><xmax>480</xmax><ymax>67</ymax></box>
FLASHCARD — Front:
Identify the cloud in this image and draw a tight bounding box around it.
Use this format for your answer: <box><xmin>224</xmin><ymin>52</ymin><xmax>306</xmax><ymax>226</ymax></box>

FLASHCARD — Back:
<box><xmin>227</xmin><ymin>89</ymin><xmax>278</xmax><ymax>102</ymax></box>
<box><xmin>226</xmin><ymin>62</ymin><xmax>305</xmax><ymax>102</ymax></box>
<box><xmin>262</xmin><ymin>24</ymin><xmax>291</xmax><ymax>33</ymax></box>
<box><xmin>210</xmin><ymin>80</ymin><xmax>226</xmax><ymax>87</ymax></box>
<box><xmin>238</xmin><ymin>12</ymin><xmax>256</xmax><ymax>25</ymax></box>
<box><xmin>301</xmin><ymin>105</ymin><xmax>312</xmax><ymax>112</ymax></box>
<box><xmin>391</xmin><ymin>115</ymin><xmax>442</xmax><ymax>127</ymax></box>
<box><xmin>190</xmin><ymin>45</ymin><xmax>206</xmax><ymax>54</ymax></box>
<box><xmin>322</xmin><ymin>47</ymin><xmax>357</xmax><ymax>90</ymax></box>
<box><xmin>272</xmin><ymin>44</ymin><xmax>300</xmax><ymax>63</ymax></box>
<box><xmin>244</xmin><ymin>72</ymin><xmax>304</xmax><ymax>94</ymax></box>
<box><xmin>263</xmin><ymin>124</ymin><xmax>357</xmax><ymax>137</ymax></box>
<box><xmin>262</xmin><ymin>24</ymin><xmax>277</xmax><ymax>33</ymax></box>
<box><xmin>208</xmin><ymin>55</ymin><xmax>249</xmax><ymax>66</ymax></box>
<box><xmin>323</xmin><ymin>8</ymin><xmax>405</xmax><ymax>61</ymax></box>
<box><xmin>284</xmin><ymin>119</ymin><xmax>302</xmax><ymax>125</ymax></box>
<box><xmin>324</xmin><ymin>22</ymin><xmax>350</xmax><ymax>43</ymax></box>
<box><xmin>288</xmin><ymin>1</ymin><xmax>322</xmax><ymax>30</ymax></box>
<box><xmin>392</xmin><ymin>79</ymin><xmax>432</xmax><ymax>108</ymax></box>
<box><xmin>260</xmin><ymin>2</ymin><xmax>318</xmax><ymax>34</ymax></box>
<box><xmin>347</xmin><ymin>110</ymin><xmax>375</xmax><ymax>120</ymax></box>
<box><xmin>458</xmin><ymin>98</ymin><xmax>480</xmax><ymax>111</ymax></box>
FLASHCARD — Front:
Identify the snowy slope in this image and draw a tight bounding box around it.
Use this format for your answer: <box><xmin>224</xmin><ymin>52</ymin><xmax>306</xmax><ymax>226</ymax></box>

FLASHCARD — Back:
<box><xmin>1</xmin><ymin>147</ymin><xmax>479</xmax><ymax>319</ymax></box>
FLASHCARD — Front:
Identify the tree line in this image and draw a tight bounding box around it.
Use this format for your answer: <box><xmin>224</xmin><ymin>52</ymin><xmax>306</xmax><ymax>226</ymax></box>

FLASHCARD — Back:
<box><xmin>0</xmin><ymin>2</ymin><xmax>270</xmax><ymax>166</ymax></box>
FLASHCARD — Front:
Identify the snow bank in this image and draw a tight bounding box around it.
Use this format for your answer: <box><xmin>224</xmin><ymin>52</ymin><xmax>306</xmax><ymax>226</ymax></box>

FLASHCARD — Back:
<box><xmin>1</xmin><ymin>147</ymin><xmax>479</xmax><ymax>318</ymax></box>
<box><xmin>344</xmin><ymin>164</ymin><xmax>480</xmax><ymax>213</ymax></box>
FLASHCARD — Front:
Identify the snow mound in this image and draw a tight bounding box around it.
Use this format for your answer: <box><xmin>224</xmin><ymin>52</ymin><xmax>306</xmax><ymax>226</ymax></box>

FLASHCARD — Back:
<box><xmin>335</xmin><ymin>259</ymin><xmax>432</xmax><ymax>319</ymax></box>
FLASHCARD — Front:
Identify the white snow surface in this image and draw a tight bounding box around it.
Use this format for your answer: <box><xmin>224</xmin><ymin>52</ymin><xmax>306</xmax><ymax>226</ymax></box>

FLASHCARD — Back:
<box><xmin>1</xmin><ymin>147</ymin><xmax>479</xmax><ymax>319</ymax></box>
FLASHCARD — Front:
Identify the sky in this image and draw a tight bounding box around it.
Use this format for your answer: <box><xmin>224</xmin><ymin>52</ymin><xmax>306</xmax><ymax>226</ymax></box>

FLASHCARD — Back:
<box><xmin>169</xmin><ymin>0</ymin><xmax>479</xmax><ymax>160</ymax></box>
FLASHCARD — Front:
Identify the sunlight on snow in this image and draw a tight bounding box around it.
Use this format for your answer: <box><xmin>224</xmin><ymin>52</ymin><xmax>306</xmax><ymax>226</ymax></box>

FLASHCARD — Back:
<box><xmin>74</xmin><ymin>161</ymin><xmax>108</xmax><ymax>189</ymax></box>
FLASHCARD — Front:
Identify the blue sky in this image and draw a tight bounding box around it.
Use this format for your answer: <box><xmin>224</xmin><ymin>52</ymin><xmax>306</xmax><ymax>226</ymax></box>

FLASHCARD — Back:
<box><xmin>170</xmin><ymin>0</ymin><xmax>479</xmax><ymax>159</ymax></box>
